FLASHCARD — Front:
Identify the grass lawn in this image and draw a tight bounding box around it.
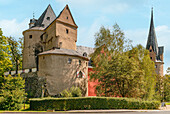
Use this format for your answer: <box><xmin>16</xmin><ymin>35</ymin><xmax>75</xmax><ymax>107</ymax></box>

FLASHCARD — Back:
<box><xmin>166</xmin><ymin>102</ymin><xmax>170</xmax><ymax>105</ymax></box>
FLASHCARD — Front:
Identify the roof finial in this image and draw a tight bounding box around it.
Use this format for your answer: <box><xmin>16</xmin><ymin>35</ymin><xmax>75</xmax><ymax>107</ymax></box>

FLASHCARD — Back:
<box><xmin>33</xmin><ymin>12</ymin><xmax>35</xmax><ymax>19</ymax></box>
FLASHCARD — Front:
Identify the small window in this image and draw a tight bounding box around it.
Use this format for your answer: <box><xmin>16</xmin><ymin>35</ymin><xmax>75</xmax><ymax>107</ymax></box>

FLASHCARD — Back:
<box><xmin>155</xmin><ymin>65</ymin><xmax>157</xmax><ymax>68</ymax></box>
<box><xmin>41</xmin><ymin>24</ymin><xmax>44</xmax><ymax>27</ymax></box>
<box><xmin>83</xmin><ymin>52</ymin><xmax>87</xmax><ymax>57</ymax></box>
<box><xmin>150</xmin><ymin>50</ymin><xmax>152</xmax><ymax>52</ymax></box>
<box><xmin>66</xmin><ymin>16</ymin><xmax>68</xmax><ymax>19</ymax></box>
<box><xmin>68</xmin><ymin>58</ymin><xmax>72</xmax><ymax>64</ymax></box>
<box><xmin>79</xmin><ymin>60</ymin><xmax>81</xmax><ymax>65</ymax></box>
<box><xmin>150</xmin><ymin>57</ymin><xmax>152</xmax><ymax>60</ymax></box>
<box><xmin>66</xmin><ymin>29</ymin><xmax>69</xmax><ymax>34</ymax></box>
<box><xmin>47</xmin><ymin>17</ymin><xmax>50</xmax><ymax>20</ymax></box>
<box><xmin>59</xmin><ymin>42</ymin><xmax>62</xmax><ymax>48</ymax></box>
<box><xmin>78</xmin><ymin>71</ymin><xmax>83</xmax><ymax>78</ymax></box>
<box><xmin>29</xmin><ymin>35</ymin><xmax>32</xmax><ymax>39</ymax></box>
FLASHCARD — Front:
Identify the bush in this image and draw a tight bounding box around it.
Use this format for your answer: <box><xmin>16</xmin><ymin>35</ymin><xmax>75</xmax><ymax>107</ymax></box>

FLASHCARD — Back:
<box><xmin>60</xmin><ymin>89</ymin><xmax>72</xmax><ymax>97</ymax></box>
<box><xmin>60</xmin><ymin>87</ymin><xmax>82</xmax><ymax>97</ymax></box>
<box><xmin>30</xmin><ymin>97</ymin><xmax>160</xmax><ymax>111</ymax></box>
<box><xmin>0</xmin><ymin>75</ymin><xmax>27</xmax><ymax>110</ymax></box>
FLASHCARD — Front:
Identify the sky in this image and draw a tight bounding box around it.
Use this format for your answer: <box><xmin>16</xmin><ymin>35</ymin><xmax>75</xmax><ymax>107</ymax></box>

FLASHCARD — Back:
<box><xmin>0</xmin><ymin>0</ymin><xmax>170</xmax><ymax>74</ymax></box>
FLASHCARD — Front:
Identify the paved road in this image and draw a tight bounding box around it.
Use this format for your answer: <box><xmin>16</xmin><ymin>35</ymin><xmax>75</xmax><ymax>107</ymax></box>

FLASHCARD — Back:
<box><xmin>1</xmin><ymin>111</ymin><xmax>170</xmax><ymax>114</ymax></box>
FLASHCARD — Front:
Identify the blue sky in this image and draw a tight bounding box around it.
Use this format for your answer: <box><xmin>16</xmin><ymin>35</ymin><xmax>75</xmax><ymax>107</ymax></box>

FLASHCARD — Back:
<box><xmin>0</xmin><ymin>0</ymin><xmax>170</xmax><ymax>74</ymax></box>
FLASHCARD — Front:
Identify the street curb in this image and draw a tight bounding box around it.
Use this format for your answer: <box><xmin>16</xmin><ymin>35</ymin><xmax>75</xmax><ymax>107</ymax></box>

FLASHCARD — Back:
<box><xmin>66</xmin><ymin>109</ymin><xmax>170</xmax><ymax>113</ymax></box>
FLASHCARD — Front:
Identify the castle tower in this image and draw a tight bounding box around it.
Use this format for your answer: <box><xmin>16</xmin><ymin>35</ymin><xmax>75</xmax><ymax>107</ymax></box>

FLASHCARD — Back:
<box><xmin>146</xmin><ymin>8</ymin><xmax>164</xmax><ymax>76</ymax></box>
<box><xmin>22</xmin><ymin>4</ymin><xmax>56</xmax><ymax>69</ymax></box>
<box><xmin>41</xmin><ymin>5</ymin><xmax>78</xmax><ymax>51</ymax></box>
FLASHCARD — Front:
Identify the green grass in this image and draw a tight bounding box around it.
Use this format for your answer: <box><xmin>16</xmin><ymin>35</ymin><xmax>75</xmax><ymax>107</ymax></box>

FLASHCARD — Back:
<box><xmin>166</xmin><ymin>102</ymin><xmax>170</xmax><ymax>105</ymax></box>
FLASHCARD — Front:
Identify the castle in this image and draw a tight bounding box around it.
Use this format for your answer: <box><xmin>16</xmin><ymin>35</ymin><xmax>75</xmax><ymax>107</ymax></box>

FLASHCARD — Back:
<box><xmin>22</xmin><ymin>4</ymin><xmax>90</xmax><ymax>96</ymax></box>
<box><xmin>146</xmin><ymin>8</ymin><xmax>164</xmax><ymax>76</ymax></box>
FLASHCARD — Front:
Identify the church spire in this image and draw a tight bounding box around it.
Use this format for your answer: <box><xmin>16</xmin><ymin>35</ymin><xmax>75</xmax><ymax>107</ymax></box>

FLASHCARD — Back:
<box><xmin>146</xmin><ymin>7</ymin><xmax>158</xmax><ymax>55</ymax></box>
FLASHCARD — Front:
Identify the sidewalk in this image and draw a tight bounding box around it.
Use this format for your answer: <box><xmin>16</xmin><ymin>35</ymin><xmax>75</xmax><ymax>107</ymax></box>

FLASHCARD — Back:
<box><xmin>67</xmin><ymin>109</ymin><xmax>170</xmax><ymax>113</ymax></box>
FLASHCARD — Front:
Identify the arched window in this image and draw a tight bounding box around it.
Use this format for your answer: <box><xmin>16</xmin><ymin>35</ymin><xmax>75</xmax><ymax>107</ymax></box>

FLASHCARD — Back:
<box><xmin>83</xmin><ymin>52</ymin><xmax>87</xmax><ymax>57</ymax></box>
<box><xmin>79</xmin><ymin>71</ymin><xmax>83</xmax><ymax>78</ymax></box>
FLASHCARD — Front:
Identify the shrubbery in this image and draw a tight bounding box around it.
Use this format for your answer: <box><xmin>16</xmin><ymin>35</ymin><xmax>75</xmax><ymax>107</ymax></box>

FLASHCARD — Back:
<box><xmin>0</xmin><ymin>75</ymin><xmax>26</xmax><ymax>110</ymax></box>
<box><xmin>60</xmin><ymin>86</ymin><xmax>82</xmax><ymax>97</ymax></box>
<box><xmin>30</xmin><ymin>97</ymin><xmax>160</xmax><ymax>111</ymax></box>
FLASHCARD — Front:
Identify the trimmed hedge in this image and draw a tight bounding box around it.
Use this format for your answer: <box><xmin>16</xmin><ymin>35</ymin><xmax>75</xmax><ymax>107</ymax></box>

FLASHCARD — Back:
<box><xmin>30</xmin><ymin>97</ymin><xmax>160</xmax><ymax>111</ymax></box>
<box><xmin>0</xmin><ymin>97</ymin><xmax>5</xmax><ymax>110</ymax></box>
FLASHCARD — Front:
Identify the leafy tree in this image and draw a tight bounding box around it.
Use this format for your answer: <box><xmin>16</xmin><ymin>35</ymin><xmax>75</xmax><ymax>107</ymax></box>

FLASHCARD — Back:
<box><xmin>0</xmin><ymin>28</ymin><xmax>12</xmax><ymax>92</ymax></box>
<box><xmin>1</xmin><ymin>74</ymin><xmax>26</xmax><ymax>110</ymax></box>
<box><xmin>0</xmin><ymin>28</ymin><xmax>12</xmax><ymax>76</ymax></box>
<box><xmin>128</xmin><ymin>45</ymin><xmax>157</xmax><ymax>100</ymax></box>
<box><xmin>90</xmin><ymin>24</ymin><xmax>134</xmax><ymax>97</ymax></box>
<box><xmin>7</xmin><ymin>37</ymin><xmax>23</xmax><ymax>72</ymax></box>
<box><xmin>163</xmin><ymin>74</ymin><xmax>170</xmax><ymax>102</ymax></box>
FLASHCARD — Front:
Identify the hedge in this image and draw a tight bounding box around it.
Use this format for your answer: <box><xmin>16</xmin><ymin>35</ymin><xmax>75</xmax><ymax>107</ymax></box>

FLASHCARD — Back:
<box><xmin>0</xmin><ymin>97</ymin><xmax>5</xmax><ymax>110</ymax></box>
<box><xmin>30</xmin><ymin>97</ymin><xmax>160</xmax><ymax>111</ymax></box>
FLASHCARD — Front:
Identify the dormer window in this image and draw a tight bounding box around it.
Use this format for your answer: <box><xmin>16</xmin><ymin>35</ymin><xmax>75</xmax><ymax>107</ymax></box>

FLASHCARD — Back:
<box><xmin>66</xmin><ymin>29</ymin><xmax>69</xmax><ymax>34</ymax></box>
<box><xmin>47</xmin><ymin>17</ymin><xmax>50</xmax><ymax>21</ymax></box>
<box><xmin>83</xmin><ymin>52</ymin><xmax>87</xmax><ymax>57</ymax></box>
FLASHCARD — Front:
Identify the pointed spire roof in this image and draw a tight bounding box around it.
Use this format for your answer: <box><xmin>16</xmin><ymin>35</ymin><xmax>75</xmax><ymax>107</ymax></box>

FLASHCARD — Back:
<box><xmin>35</xmin><ymin>4</ymin><xmax>56</xmax><ymax>28</ymax></box>
<box><xmin>146</xmin><ymin>8</ymin><xmax>158</xmax><ymax>55</ymax></box>
<box><xmin>56</xmin><ymin>4</ymin><xmax>78</xmax><ymax>28</ymax></box>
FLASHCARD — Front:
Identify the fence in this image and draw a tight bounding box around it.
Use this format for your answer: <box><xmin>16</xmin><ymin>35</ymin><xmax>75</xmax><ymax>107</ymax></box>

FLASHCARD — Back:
<box><xmin>4</xmin><ymin>68</ymin><xmax>37</xmax><ymax>76</ymax></box>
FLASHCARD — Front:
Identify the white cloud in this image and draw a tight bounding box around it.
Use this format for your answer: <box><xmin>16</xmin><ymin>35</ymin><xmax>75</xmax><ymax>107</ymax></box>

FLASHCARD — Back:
<box><xmin>0</xmin><ymin>19</ymin><xmax>29</xmax><ymax>38</ymax></box>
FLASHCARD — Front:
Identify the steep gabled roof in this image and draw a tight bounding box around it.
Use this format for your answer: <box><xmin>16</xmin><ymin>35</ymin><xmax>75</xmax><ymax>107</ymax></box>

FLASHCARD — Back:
<box><xmin>35</xmin><ymin>4</ymin><xmax>56</xmax><ymax>28</ymax></box>
<box><xmin>146</xmin><ymin>8</ymin><xmax>158</xmax><ymax>55</ymax></box>
<box><xmin>56</xmin><ymin>4</ymin><xmax>78</xmax><ymax>28</ymax></box>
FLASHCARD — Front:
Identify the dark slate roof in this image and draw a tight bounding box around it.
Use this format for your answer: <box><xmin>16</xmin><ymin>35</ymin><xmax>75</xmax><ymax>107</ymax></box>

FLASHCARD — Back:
<box><xmin>146</xmin><ymin>8</ymin><xmax>159</xmax><ymax>55</ymax></box>
<box><xmin>38</xmin><ymin>48</ymin><xmax>89</xmax><ymax>60</ymax></box>
<box><xmin>35</xmin><ymin>4</ymin><xmax>56</xmax><ymax>28</ymax></box>
<box><xmin>157</xmin><ymin>46</ymin><xmax>164</xmax><ymax>60</ymax></box>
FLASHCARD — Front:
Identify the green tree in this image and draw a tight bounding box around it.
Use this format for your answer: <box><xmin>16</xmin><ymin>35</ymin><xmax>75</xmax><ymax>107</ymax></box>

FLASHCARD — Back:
<box><xmin>90</xmin><ymin>24</ymin><xmax>135</xmax><ymax>97</ymax></box>
<box><xmin>0</xmin><ymin>28</ymin><xmax>12</xmax><ymax>76</ymax></box>
<box><xmin>0</xmin><ymin>28</ymin><xmax>12</xmax><ymax>92</ymax></box>
<box><xmin>1</xmin><ymin>74</ymin><xmax>26</xmax><ymax>110</ymax></box>
<box><xmin>7</xmin><ymin>37</ymin><xmax>23</xmax><ymax>72</ymax></box>
<box><xmin>163</xmin><ymin>74</ymin><xmax>170</xmax><ymax>102</ymax></box>
<box><xmin>128</xmin><ymin>45</ymin><xmax>157</xmax><ymax>100</ymax></box>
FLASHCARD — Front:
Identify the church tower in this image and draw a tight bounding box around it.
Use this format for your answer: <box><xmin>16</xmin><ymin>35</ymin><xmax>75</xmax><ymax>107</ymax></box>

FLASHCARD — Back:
<box><xmin>146</xmin><ymin>8</ymin><xmax>164</xmax><ymax>76</ymax></box>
